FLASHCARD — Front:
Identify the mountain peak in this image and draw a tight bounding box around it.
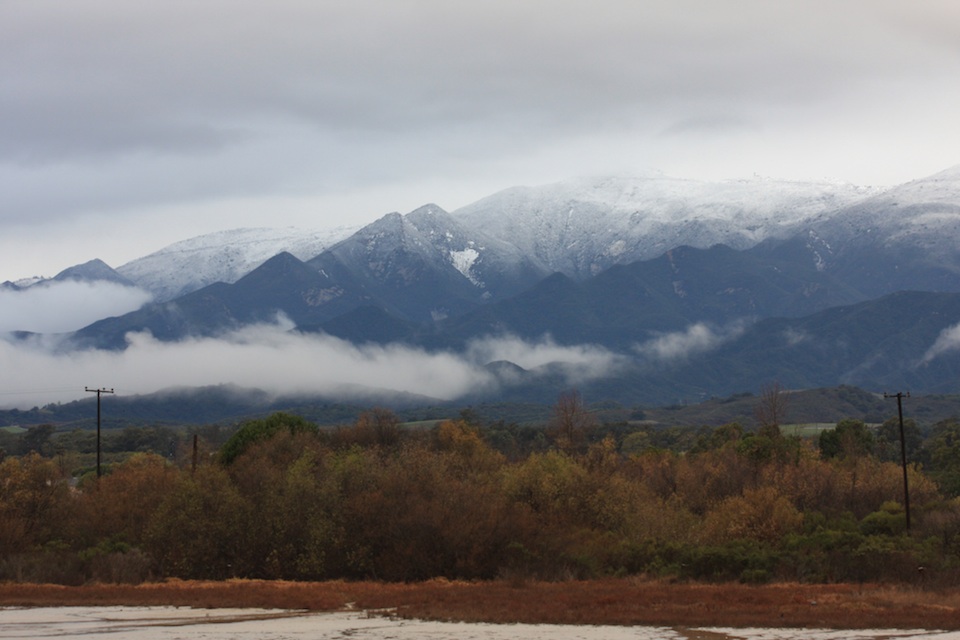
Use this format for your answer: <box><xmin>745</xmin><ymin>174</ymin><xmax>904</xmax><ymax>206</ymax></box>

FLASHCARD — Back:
<box><xmin>53</xmin><ymin>259</ymin><xmax>135</xmax><ymax>286</ymax></box>
<box><xmin>408</xmin><ymin>203</ymin><xmax>448</xmax><ymax>218</ymax></box>
<box><xmin>116</xmin><ymin>226</ymin><xmax>357</xmax><ymax>302</ymax></box>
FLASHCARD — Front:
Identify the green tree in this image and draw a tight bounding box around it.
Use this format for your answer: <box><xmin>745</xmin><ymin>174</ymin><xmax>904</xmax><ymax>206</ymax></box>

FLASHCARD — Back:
<box><xmin>694</xmin><ymin>422</ymin><xmax>744</xmax><ymax>453</ymax></box>
<box><xmin>219</xmin><ymin>412</ymin><xmax>318</xmax><ymax>464</ymax></box>
<box><xmin>819</xmin><ymin>418</ymin><xmax>874</xmax><ymax>460</ymax></box>
<box><xmin>875</xmin><ymin>416</ymin><xmax>922</xmax><ymax>463</ymax></box>
<box><xmin>21</xmin><ymin>424</ymin><xmax>55</xmax><ymax>456</ymax></box>
<box><xmin>145</xmin><ymin>465</ymin><xmax>247</xmax><ymax>578</ymax></box>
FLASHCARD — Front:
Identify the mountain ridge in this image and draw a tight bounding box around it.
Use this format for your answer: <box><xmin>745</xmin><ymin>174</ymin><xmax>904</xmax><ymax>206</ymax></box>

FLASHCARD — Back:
<box><xmin>8</xmin><ymin>164</ymin><xmax>960</xmax><ymax>409</ymax></box>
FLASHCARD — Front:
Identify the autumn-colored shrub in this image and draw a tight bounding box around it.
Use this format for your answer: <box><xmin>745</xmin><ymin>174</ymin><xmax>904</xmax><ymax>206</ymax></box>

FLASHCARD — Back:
<box><xmin>5</xmin><ymin>410</ymin><xmax>960</xmax><ymax>585</ymax></box>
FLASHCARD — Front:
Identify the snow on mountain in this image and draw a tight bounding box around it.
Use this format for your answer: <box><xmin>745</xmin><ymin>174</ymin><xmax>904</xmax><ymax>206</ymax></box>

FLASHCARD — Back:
<box><xmin>53</xmin><ymin>259</ymin><xmax>135</xmax><ymax>287</ymax></box>
<box><xmin>401</xmin><ymin>204</ymin><xmax>548</xmax><ymax>295</ymax></box>
<box><xmin>453</xmin><ymin>174</ymin><xmax>881</xmax><ymax>278</ymax></box>
<box><xmin>806</xmin><ymin>163</ymin><xmax>960</xmax><ymax>253</ymax></box>
<box><xmin>307</xmin><ymin>204</ymin><xmax>548</xmax><ymax>322</ymax></box>
<box><xmin>89</xmin><ymin>166</ymin><xmax>960</xmax><ymax>310</ymax></box>
<box><xmin>450</xmin><ymin>248</ymin><xmax>481</xmax><ymax>285</ymax></box>
<box><xmin>8</xmin><ymin>277</ymin><xmax>42</xmax><ymax>289</ymax></box>
<box><xmin>116</xmin><ymin>226</ymin><xmax>358</xmax><ymax>302</ymax></box>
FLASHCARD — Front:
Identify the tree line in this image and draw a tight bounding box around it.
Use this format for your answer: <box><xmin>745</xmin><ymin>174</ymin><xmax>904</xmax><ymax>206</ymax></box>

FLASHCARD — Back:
<box><xmin>3</xmin><ymin>398</ymin><xmax>960</xmax><ymax>585</ymax></box>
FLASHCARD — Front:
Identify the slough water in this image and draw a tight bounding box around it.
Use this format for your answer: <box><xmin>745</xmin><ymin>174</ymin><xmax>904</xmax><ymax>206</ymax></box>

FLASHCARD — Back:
<box><xmin>3</xmin><ymin>607</ymin><xmax>960</xmax><ymax>640</ymax></box>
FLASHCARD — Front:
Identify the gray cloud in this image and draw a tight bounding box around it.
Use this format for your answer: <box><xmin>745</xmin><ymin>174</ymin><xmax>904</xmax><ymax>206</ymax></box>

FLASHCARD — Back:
<box><xmin>3</xmin><ymin>2</ymin><xmax>956</xmax><ymax>168</ymax></box>
<box><xmin>660</xmin><ymin>115</ymin><xmax>760</xmax><ymax>138</ymax></box>
<box><xmin>0</xmin><ymin>320</ymin><xmax>625</xmax><ymax>409</ymax></box>
<box><xmin>466</xmin><ymin>334</ymin><xmax>628</xmax><ymax>386</ymax></box>
<box><xmin>782</xmin><ymin>327</ymin><xmax>810</xmax><ymax>348</ymax></box>
<box><xmin>2</xmin><ymin>1</ymin><xmax>960</xmax><ymax>280</ymax></box>
<box><xmin>634</xmin><ymin>322</ymin><xmax>747</xmax><ymax>363</ymax></box>
<box><xmin>921</xmin><ymin>322</ymin><xmax>960</xmax><ymax>365</ymax></box>
<box><xmin>0</xmin><ymin>281</ymin><xmax>152</xmax><ymax>334</ymax></box>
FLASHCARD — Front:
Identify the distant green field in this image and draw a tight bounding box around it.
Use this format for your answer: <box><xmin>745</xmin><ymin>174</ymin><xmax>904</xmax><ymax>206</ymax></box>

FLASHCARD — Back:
<box><xmin>783</xmin><ymin>423</ymin><xmax>836</xmax><ymax>438</ymax></box>
<box><xmin>0</xmin><ymin>425</ymin><xmax>27</xmax><ymax>435</ymax></box>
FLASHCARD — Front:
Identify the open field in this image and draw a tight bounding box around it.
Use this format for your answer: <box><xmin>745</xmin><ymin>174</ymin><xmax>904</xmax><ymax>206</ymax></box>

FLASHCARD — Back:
<box><xmin>3</xmin><ymin>579</ymin><xmax>960</xmax><ymax>630</ymax></box>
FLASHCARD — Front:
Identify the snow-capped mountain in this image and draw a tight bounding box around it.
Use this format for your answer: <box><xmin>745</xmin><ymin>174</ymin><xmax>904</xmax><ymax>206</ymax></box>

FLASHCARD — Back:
<box><xmin>14</xmin><ymin>164</ymin><xmax>960</xmax><ymax>407</ymax></box>
<box><xmin>765</xmin><ymin>164</ymin><xmax>960</xmax><ymax>296</ymax></box>
<box><xmin>38</xmin><ymin>165</ymin><xmax>960</xmax><ymax>345</ymax></box>
<box><xmin>93</xmin><ymin>173</ymin><xmax>885</xmax><ymax>305</ymax></box>
<box><xmin>306</xmin><ymin>204</ymin><xmax>548</xmax><ymax>321</ymax></box>
<box><xmin>53</xmin><ymin>259</ymin><xmax>136</xmax><ymax>287</ymax></box>
<box><xmin>453</xmin><ymin>173</ymin><xmax>880</xmax><ymax>278</ymax></box>
<box><xmin>116</xmin><ymin>225</ymin><xmax>358</xmax><ymax>302</ymax></box>
<box><xmin>805</xmin><ymin>165</ymin><xmax>960</xmax><ymax>257</ymax></box>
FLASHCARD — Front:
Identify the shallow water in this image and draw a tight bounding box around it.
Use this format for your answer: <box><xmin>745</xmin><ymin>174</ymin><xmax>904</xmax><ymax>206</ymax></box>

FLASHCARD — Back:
<box><xmin>2</xmin><ymin>607</ymin><xmax>959</xmax><ymax>640</ymax></box>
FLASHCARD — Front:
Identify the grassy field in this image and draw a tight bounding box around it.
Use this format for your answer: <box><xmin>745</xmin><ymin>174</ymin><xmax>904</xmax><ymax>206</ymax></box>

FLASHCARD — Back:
<box><xmin>782</xmin><ymin>423</ymin><xmax>838</xmax><ymax>438</ymax></box>
<box><xmin>2</xmin><ymin>579</ymin><xmax>960</xmax><ymax>629</ymax></box>
<box><xmin>0</xmin><ymin>425</ymin><xmax>26</xmax><ymax>434</ymax></box>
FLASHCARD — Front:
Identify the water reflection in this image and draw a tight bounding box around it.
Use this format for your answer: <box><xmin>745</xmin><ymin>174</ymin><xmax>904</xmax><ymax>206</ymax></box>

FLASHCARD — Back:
<box><xmin>1</xmin><ymin>607</ymin><xmax>959</xmax><ymax>640</ymax></box>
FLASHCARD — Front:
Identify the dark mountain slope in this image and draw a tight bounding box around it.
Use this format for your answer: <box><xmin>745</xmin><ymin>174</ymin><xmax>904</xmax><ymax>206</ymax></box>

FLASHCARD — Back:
<box><xmin>307</xmin><ymin>205</ymin><xmax>548</xmax><ymax>322</ymax></box>
<box><xmin>72</xmin><ymin>252</ymin><xmax>376</xmax><ymax>349</ymax></box>
<box><xmin>427</xmin><ymin>244</ymin><xmax>865</xmax><ymax>351</ymax></box>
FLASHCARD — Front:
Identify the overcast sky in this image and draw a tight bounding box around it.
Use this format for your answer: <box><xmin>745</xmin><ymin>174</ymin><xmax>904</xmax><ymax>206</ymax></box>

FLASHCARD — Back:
<box><xmin>2</xmin><ymin>0</ymin><xmax>960</xmax><ymax>281</ymax></box>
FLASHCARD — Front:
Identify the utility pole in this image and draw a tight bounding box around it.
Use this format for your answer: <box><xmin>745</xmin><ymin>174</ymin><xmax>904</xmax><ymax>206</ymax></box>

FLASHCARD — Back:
<box><xmin>884</xmin><ymin>391</ymin><xmax>911</xmax><ymax>531</ymax></box>
<box><xmin>85</xmin><ymin>387</ymin><xmax>114</xmax><ymax>479</ymax></box>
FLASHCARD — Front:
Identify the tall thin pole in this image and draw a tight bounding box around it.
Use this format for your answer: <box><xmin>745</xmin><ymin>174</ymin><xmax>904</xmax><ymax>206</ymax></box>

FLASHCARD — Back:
<box><xmin>884</xmin><ymin>391</ymin><xmax>911</xmax><ymax>531</ymax></box>
<box><xmin>85</xmin><ymin>387</ymin><xmax>114</xmax><ymax>479</ymax></box>
<box><xmin>192</xmin><ymin>433</ymin><xmax>199</xmax><ymax>474</ymax></box>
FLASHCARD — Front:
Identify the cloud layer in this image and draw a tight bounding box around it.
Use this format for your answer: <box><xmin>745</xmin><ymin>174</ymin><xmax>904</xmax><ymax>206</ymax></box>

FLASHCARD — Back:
<box><xmin>634</xmin><ymin>322</ymin><xmax>746</xmax><ymax>363</ymax></box>
<box><xmin>0</xmin><ymin>281</ymin><xmax>152</xmax><ymax>334</ymax></box>
<box><xmin>0</xmin><ymin>321</ymin><xmax>623</xmax><ymax>410</ymax></box>
<box><xmin>922</xmin><ymin>322</ymin><xmax>960</xmax><ymax>365</ymax></box>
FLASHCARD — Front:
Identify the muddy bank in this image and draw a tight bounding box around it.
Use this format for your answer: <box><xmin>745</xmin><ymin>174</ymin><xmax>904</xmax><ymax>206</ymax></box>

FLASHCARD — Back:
<box><xmin>2</xmin><ymin>579</ymin><xmax>959</xmax><ymax>630</ymax></box>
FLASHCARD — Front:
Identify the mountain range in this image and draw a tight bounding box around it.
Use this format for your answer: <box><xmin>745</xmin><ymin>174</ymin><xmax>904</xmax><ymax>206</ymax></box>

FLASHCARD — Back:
<box><xmin>8</xmin><ymin>166</ymin><xmax>960</xmax><ymax>409</ymax></box>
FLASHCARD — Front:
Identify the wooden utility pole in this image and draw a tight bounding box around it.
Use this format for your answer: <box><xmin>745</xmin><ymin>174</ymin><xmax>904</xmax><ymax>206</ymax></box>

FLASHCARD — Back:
<box><xmin>884</xmin><ymin>391</ymin><xmax>911</xmax><ymax>531</ymax></box>
<box><xmin>85</xmin><ymin>387</ymin><xmax>114</xmax><ymax>479</ymax></box>
<box><xmin>192</xmin><ymin>433</ymin><xmax>199</xmax><ymax>474</ymax></box>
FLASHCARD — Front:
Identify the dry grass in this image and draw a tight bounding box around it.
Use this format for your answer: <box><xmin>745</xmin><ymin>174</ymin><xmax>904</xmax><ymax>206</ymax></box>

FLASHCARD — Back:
<box><xmin>2</xmin><ymin>579</ymin><xmax>960</xmax><ymax>629</ymax></box>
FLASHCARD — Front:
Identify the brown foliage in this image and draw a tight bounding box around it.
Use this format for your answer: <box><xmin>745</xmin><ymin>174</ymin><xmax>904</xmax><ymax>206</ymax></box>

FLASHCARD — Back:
<box><xmin>3</xmin><ymin>408</ymin><xmax>958</xmax><ymax>586</ymax></box>
<box><xmin>755</xmin><ymin>380</ymin><xmax>790</xmax><ymax>437</ymax></box>
<box><xmin>73</xmin><ymin>453</ymin><xmax>178</xmax><ymax>548</ymax></box>
<box><xmin>547</xmin><ymin>390</ymin><xmax>597</xmax><ymax>453</ymax></box>
<box><xmin>0</xmin><ymin>454</ymin><xmax>72</xmax><ymax>553</ymax></box>
<box><xmin>702</xmin><ymin>486</ymin><xmax>803</xmax><ymax>543</ymax></box>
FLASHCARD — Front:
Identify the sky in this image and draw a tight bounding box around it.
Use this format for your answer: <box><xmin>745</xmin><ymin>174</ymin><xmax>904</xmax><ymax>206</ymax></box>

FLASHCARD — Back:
<box><xmin>2</xmin><ymin>0</ymin><xmax>960</xmax><ymax>282</ymax></box>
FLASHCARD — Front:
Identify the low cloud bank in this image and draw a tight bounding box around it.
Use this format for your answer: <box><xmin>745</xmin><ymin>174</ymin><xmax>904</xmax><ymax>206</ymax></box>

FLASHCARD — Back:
<box><xmin>0</xmin><ymin>280</ymin><xmax>152</xmax><ymax>334</ymax></box>
<box><xmin>921</xmin><ymin>322</ymin><xmax>960</xmax><ymax>364</ymax></box>
<box><xmin>466</xmin><ymin>334</ymin><xmax>627</xmax><ymax>382</ymax></box>
<box><xmin>633</xmin><ymin>321</ymin><xmax>747</xmax><ymax>363</ymax></box>
<box><xmin>0</xmin><ymin>321</ymin><xmax>624</xmax><ymax>409</ymax></box>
